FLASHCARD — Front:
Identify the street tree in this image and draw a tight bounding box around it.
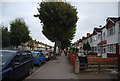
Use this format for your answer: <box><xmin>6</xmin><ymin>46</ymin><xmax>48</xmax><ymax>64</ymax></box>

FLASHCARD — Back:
<box><xmin>1</xmin><ymin>26</ymin><xmax>11</xmax><ymax>48</ymax></box>
<box><xmin>61</xmin><ymin>25</ymin><xmax>76</xmax><ymax>49</ymax></box>
<box><xmin>83</xmin><ymin>43</ymin><xmax>87</xmax><ymax>55</ymax></box>
<box><xmin>34</xmin><ymin>2</ymin><xmax>78</xmax><ymax>59</ymax></box>
<box><xmin>28</xmin><ymin>39</ymin><xmax>34</xmax><ymax>50</ymax></box>
<box><xmin>83</xmin><ymin>42</ymin><xmax>91</xmax><ymax>55</ymax></box>
<box><xmin>10</xmin><ymin>18</ymin><xmax>31</xmax><ymax>48</ymax></box>
<box><xmin>61</xmin><ymin>39</ymin><xmax>71</xmax><ymax>50</ymax></box>
<box><xmin>86</xmin><ymin>42</ymin><xmax>91</xmax><ymax>54</ymax></box>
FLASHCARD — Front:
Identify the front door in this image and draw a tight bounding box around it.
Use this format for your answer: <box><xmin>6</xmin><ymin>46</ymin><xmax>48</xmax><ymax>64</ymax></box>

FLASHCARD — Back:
<box><xmin>102</xmin><ymin>47</ymin><xmax>107</xmax><ymax>58</ymax></box>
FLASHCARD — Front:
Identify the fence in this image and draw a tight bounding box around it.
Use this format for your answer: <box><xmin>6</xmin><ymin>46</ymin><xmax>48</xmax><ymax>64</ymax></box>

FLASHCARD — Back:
<box><xmin>79</xmin><ymin>62</ymin><xmax>118</xmax><ymax>72</ymax></box>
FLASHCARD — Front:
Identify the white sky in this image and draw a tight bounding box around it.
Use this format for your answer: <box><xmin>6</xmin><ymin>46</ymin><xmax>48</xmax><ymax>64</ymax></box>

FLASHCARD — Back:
<box><xmin>1</xmin><ymin>0</ymin><xmax>119</xmax><ymax>46</ymax></box>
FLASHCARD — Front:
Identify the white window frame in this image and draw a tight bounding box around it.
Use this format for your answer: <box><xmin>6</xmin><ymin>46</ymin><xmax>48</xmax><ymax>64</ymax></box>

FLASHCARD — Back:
<box><xmin>107</xmin><ymin>44</ymin><xmax>116</xmax><ymax>53</ymax></box>
<box><xmin>103</xmin><ymin>32</ymin><xmax>105</xmax><ymax>40</ymax></box>
<box><xmin>108</xmin><ymin>26</ymin><xmax>115</xmax><ymax>36</ymax></box>
<box><xmin>93</xmin><ymin>35</ymin><xmax>97</xmax><ymax>41</ymax></box>
<box><xmin>97</xmin><ymin>34</ymin><xmax>101</xmax><ymax>40</ymax></box>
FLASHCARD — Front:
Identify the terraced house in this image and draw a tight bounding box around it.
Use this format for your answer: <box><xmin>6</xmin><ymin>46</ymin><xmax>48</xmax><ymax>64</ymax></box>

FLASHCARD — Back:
<box><xmin>72</xmin><ymin>17</ymin><xmax>120</xmax><ymax>58</ymax></box>
<box><xmin>105</xmin><ymin>17</ymin><xmax>120</xmax><ymax>58</ymax></box>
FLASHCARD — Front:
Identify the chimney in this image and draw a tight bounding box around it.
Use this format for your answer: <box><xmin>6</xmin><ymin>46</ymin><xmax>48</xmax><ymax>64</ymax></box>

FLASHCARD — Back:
<box><xmin>87</xmin><ymin>33</ymin><xmax>91</xmax><ymax>37</ymax></box>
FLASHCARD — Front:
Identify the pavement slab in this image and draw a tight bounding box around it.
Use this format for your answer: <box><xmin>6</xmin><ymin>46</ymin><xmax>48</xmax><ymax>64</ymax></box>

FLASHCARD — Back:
<box><xmin>26</xmin><ymin>54</ymin><xmax>79</xmax><ymax>79</ymax></box>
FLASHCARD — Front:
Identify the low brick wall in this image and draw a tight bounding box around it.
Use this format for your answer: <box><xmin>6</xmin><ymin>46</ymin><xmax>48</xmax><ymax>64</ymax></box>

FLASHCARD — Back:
<box><xmin>88</xmin><ymin>57</ymin><xmax>118</xmax><ymax>63</ymax></box>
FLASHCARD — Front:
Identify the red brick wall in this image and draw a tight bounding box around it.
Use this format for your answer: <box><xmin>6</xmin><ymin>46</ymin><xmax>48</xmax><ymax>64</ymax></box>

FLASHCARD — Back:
<box><xmin>89</xmin><ymin>52</ymin><xmax>97</xmax><ymax>56</ymax></box>
<box><xmin>107</xmin><ymin>53</ymin><xmax>118</xmax><ymax>58</ymax></box>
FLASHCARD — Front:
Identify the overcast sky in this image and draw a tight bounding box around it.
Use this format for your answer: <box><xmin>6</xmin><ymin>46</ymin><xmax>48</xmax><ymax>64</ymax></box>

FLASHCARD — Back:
<box><xmin>1</xmin><ymin>0</ymin><xmax>119</xmax><ymax>46</ymax></box>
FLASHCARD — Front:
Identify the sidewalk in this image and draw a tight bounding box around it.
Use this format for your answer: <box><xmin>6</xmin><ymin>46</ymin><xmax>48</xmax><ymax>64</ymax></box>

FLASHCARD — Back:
<box><xmin>26</xmin><ymin>53</ymin><xmax>113</xmax><ymax>80</ymax></box>
<box><xmin>26</xmin><ymin>53</ymin><xmax>78</xmax><ymax>79</ymax></box>
<box><xmin>77</xmin><ymin>72</ymin><xmax>112</xmax><ymax>80</ymax></box>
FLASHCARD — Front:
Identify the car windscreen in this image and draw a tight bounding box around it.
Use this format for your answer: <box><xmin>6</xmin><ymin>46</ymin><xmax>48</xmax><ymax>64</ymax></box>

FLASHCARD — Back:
<box><xmin>1</xmin><ymin>51</ymin><xmax>15</xmax><ymax>66</ymax></box>
<box><xmin>32</xmin><ymin>53</ymin><xmax>38</xmax><ymax>57</ymax></box>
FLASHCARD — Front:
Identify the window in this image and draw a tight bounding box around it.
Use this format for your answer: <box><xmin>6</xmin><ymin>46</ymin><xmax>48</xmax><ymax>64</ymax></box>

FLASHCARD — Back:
<box><xmin>14</xmin><ymin>54</ymin><xmax>21</xmax><ymax>63</ymax></box>
<box><xmin>103</xmin><ymin>32</ymin><xmax>105</xmax><ymax>40</ymax></box>
<box><xmin>93</xmin><ymin>47</ymin><xmax>97</xmax><ymax>53</ymax></box>
<box><xmin>18</xmin><ymin>52</ymin><xmax>32</xmax><ymax>62</ymax></box>
<box><xmin>26</xmin><ymin>52</ymin><xmax>32</xmax><ymax>59</ymax></box>
<box><xmin>107</xmin><ymin>44</ymin><xmax>116</xmax><ymax>53</ymax></box>
<box><xmin>93</xmin><ymin>35</ymin><xmax>97</xmax><ymax>41</ymax></box>
<box><xmin>108</xmin><ymin>26</ymin><xmax>115</xmax><ymax>36</ymax></box>
<box><xmin>98</xmin><ymin>34</ymin><xmax>101</xmax><ymax>40</ymax></box>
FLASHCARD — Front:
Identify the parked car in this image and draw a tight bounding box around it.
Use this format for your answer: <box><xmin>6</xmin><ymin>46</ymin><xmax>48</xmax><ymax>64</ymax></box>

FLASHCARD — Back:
<box><xmin>0</xmin><ymin>50</ymin><xmax>33</xmax><ymax>81</ymax></box>
<box><xmin>32</xmin><ymin>52</ymin><xmax>45</xmax><ymax>66</ymax></box>
<box><xmin>42</xmin><ymin>52</ymin><xmax>51</xmax><ymax>61</ymax></box>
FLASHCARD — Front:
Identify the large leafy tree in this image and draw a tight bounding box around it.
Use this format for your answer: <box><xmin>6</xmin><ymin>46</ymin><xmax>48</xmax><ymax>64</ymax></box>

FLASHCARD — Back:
<box><xmin>28</xmin><ymin>39</ymin><xmax>34</xmax><ymax>50</ymax></box>
<box><xmin>1</xmin><ymin>26</ymin><xmax>11</xmax><ymax>48</ymax></box>
<box><xmin>10</xmin><ymin>18</ymin><xmax>31</xmax><ymax>48</ymax></box>
<box><xmin>83</xmin><ymin>42</ymin><xmax>91</xmax><ymax>55</ymax></box>
<box><xmin>34</xmin><ymin>2</ymin><xmax>78</xmax><ymax>58</ymax></box>
<box><xmin>86</xmin><ymin>42</ymin><xmax>91</xmax><ymax>52</ymax></box>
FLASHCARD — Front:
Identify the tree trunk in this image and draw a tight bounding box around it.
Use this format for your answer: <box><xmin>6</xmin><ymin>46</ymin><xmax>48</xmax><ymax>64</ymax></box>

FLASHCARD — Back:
<box><xmin>53</xmin><ymin>41</ymin><xmax>57</xmax><ymax>60</ymax></box>
<box><xmin>53</xmin><ymin>39</ymin><xmax>58</xmax><ymax>60</ymax></box>
<box><xmin>58</xmin><ymin>41</ymin><xmax>61</xmax><ymax>55</ymax></box>
<box><xmin>53</xmin><ymin>39</ymin><xmax>61</xmax><ymax>60</ymax></box>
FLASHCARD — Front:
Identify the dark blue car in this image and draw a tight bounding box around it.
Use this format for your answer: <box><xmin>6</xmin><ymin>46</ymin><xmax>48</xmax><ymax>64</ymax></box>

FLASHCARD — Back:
<box><xmin>0</xmin><ymin>50</ymin><xmax>33</xmax><ymax>81</ymax></box>
<box><xmin>32</xmin><ymin>52</ymin><xmax>45</xmax><ymax>67</ymax></box>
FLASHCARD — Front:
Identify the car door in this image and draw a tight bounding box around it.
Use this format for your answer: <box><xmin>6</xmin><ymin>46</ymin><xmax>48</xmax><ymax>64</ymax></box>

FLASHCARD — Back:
<box><xmin>9</xmin><ymin>53</ymin><xmax>24</xmax><ymax>80</ymax></box>
<box><xmin>2</xmin><ymin>58</ymin><xmax>14</xmax><ymax>80</ymax></box>
<box><xmin>21</xmin><ymin>51</ymin><xmax>33</xmax><ymax>75</ymax></box>
<box><xmin>9</xmin><ymin>51</ymin><xmax>33</xmax><ymax>79</ymax></box>
<box><xmin>39</xmin><ymin>53</ymin><xmax>44</xmax><ymax>63</ymax></box>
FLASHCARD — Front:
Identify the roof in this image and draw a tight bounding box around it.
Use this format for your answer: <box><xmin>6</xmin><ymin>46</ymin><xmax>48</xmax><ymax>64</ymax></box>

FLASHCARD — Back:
<box><xmin>94</xmin><ymin>28</ymin><xmax>102</xmax><ymax>32</ymax></box>
<box><xmin>97</xmin><ymin>40</ymin><xmax>107</xmax><ymax>45</ymax></box>
<box><xmin>82</xmin><ymin>36</ymin><xmax>86</xmax><ymax>40</ymax></box>
<box><xmin>107</xmin><ymin>17</ymin><xmax>120</xmax><ymax>23</ymax></box>
<box><xmin>106</xmin><ymin>17</ymin><xmax>120</xmax><ymax>29</ymax></box>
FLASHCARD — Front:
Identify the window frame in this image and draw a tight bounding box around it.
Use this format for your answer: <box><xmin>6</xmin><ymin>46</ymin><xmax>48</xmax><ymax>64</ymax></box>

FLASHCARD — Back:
<box><xmin>108</xmin><ymin>26</ymin><xmax>115</xmax><ymax>36</ymax></box>
<box><xmin>107</xmin><ymin>44</ymin><xmax>116</xmax><ymax>53</ymax></box>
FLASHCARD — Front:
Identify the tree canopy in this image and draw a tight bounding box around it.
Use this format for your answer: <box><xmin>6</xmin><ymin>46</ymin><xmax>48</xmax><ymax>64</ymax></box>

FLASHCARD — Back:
<box><xmin>34</xmin><ymin>2</ymin><xmax>78</xmax><ymax>51</ymax></box>
<box><xmin>10</xmin><ymin>18</ymin><xmax>31</xmax><ymax>47</ymax></box>
<box><xmin>1</xmin><ymin>26</ymin><xmax>11</xmax><ymax>48</ymax></box>
<box><xmin>83</xmin><ymin>42</ymin><xmax>91</xmax><ymax>55</ymax></box>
